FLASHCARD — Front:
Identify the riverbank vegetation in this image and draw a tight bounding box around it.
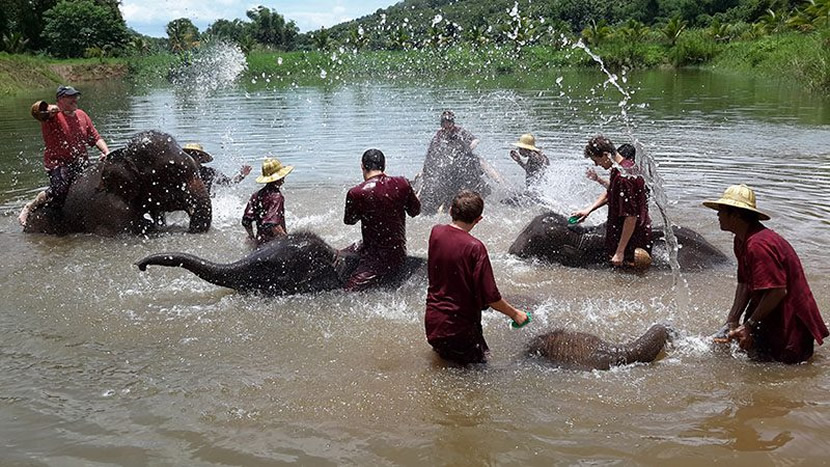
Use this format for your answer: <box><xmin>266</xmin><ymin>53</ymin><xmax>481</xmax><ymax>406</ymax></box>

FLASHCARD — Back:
<box><xmin>1</xmin><ymin>0</ymin><xmax>828</xmax><ymax>94</ymax></box>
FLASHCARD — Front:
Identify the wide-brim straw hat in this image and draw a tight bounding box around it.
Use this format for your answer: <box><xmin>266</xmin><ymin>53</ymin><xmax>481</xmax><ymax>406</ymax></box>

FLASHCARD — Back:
<box><xmin>702</xmin><ymin>184</ymin><xmax>770</xmax><ymax>221</ymax></box>
<box><xmin>513</xmin><ymin>133</ymin><xmax>540</xmax><ymax>152</ymax></box>
<box><xmin>256</xmin><ymin>157</ymin><xmax>294</xmax><ymax>184</ymax></box>
<box><xmin>182</xmin><ymin>143</ymin><xmax>213</xmax><ymax>163</ymax></box>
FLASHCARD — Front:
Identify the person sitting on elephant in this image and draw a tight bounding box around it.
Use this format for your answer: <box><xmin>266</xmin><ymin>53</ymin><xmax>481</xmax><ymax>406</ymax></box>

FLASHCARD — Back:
<box><xmin>343</xmin><ymin>148</ymin><xmax>421</xmax><ymax>291</ymax></box>
<box><xmin>705</xmin><ymin>184</ymin><xmax>828</xmax><ymax>364</ymax></box>
<box><xmin>572</xmin><ymin>135</ymin><xmax>652</xmax><ymax>268</ymax></box>
<box><xmin>425</xmin><ymin>190</ymin><xmax>530</xmax><ymax>365</ymax></box>
<box><xmin>587</xmin><ymin>143</ymin><xmax>635</xmax><ymax>189</ymax></box>
<box><xmin>510</xmin><ymin>133</ymin><xmax>549</xmax><ymax>188</ymax></box>
<box><xmin>418</xmin><ymin>110</ymin><xmax>499</xmax><ymax>214</ymax></box>
<box><xmin>18</xmin><ymin>85</ymin><xmax>110</xmax><ymax>226</ymax></box>
<box><xmin>182</xmin><ymin>143</ymin><xmax>252</xmax><ymax>194</ymax></box>
<box><xmin>242</xmin><ymin>158</ymin><xmax>293</xmax><ymax>246</ymax></box>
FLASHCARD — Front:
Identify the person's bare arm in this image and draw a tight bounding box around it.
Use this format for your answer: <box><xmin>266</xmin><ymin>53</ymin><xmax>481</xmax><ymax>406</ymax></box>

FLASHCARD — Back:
<box><xmin>572</xmin><ymin>191</ymin><xmax>608</xmax><ymax>221</ymax></box>
<box><xmin>96</xmin><ymin>139</ymin><xmax>110</xmax><ymax>159</ymax></box>
<box><xmin>727</xmin><ymin>287</ymin><xmax>787</xmax><ymax>349</ymax></box>
<box><xmin>611</xmin><ymin>216</ymin><xmax>637</xmax><ymax>266</ymax></box>
<box><xmin>488</xmin><ymin>298</ymin><xmax>529</xmax><ymax>326</ymax></box>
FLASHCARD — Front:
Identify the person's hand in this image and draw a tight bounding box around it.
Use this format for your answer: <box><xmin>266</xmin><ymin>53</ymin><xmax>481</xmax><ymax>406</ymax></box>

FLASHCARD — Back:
<box><xmin>98</xmin><ymin>152</ymin><xmax>108</xmax><ymax>161</ymax></box>
<box><xmin>240</xmin><ymin>164</ymin><xmax>252</xmax><ymax>177</ymax></box>
<box><xmin>727</xmin><ymin>325</ymin><xmax>753</xmax><ymax>350</ymax></box>
<box><xmin>511</xmin><ymin>310</ymin><xmax>531</xmax><ymax>328</ymax></box>
<box><xmin>510</xmin><ymin>149</ymin><xmax>521</xmax><ymax>162</ymax></box>
<box><xmin>611</xmin><ymin>252</ymin><xmax>624</xmax><ymax>267</ymax></box>
<box><xmin>570</xmin><ymin>209</ymin><xmax>590</xmax><ymax>223</ymax></box>
<box><xmin>586</xmin><ymin>167</ymin><xmax>598</xmax><ymax>181</ymax></box>
<box><xmin>48</xmin><ymin>105</ymin><xmax>60</xmax><ymax>116</ymax></box>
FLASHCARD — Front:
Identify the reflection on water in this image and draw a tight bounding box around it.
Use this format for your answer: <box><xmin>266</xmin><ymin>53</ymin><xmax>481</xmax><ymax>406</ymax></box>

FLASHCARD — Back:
<box><xmin>0</xmin><ymin>69</ymin><xmax>829</xmax><ymax>464</ymax></box>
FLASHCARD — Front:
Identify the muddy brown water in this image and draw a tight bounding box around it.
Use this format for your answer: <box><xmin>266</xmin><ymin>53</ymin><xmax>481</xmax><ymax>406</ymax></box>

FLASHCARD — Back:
<box><xmin>1</xmin><ymin>69</ymin><xmax>829</xmax><ymax>464</ymax></box>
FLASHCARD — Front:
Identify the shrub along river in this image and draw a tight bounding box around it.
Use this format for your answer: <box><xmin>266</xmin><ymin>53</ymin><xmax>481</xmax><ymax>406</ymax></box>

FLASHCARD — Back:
<box><xmin>0</xmin><ymin>63</ymin><xmax>829</xmax><ymax>464</ymax></box>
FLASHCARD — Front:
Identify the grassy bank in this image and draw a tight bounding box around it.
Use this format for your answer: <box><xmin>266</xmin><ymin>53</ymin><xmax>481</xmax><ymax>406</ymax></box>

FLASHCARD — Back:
<box><xmin>0</xmin><ymin>53</ymin><xmax>129</xmax><ymax>95</ymax></box>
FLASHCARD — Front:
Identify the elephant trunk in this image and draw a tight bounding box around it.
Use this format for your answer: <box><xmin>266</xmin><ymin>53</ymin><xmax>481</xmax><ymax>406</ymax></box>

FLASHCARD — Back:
<box><xmin>619</xmin><ymin>324</ymin><xmax>671</xmax><ymax>365</ymax></box>
<box><xmin>185</xmin><ymin>177</ymin><xmax>211</xmax><ymax>233</ymax></box>
<box><xmin>135</xmin><ymin>252</ymin><xmax>238</xmax><ymax>289</ymax></box>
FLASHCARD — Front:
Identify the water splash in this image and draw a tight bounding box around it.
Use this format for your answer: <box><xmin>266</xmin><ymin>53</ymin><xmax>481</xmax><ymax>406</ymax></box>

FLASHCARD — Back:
<box><xmin>169</xmin><ymin>41</ymin><xmax>247</xmax><ymax>92</ymax></box>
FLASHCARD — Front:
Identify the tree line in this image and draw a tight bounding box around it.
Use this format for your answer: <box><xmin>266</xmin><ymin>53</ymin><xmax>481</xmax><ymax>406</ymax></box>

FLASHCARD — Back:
<box><xmin>1</xmin><ymin>0</ymin><xmax>827</xmax><ymax>58</ymax></box>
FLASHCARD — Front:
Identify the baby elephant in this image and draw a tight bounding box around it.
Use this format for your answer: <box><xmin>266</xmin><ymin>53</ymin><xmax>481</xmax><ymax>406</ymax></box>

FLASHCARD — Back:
<box><xmin>526</xmin><ymin>324</ymin><xmax>671</xmax><ymax>370</ymax></box>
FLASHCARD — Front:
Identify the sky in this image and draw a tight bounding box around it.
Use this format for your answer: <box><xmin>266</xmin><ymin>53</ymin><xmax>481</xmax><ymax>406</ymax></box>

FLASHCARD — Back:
<box><xmin>121</xmin><ymin>0</ymin><xmax>397</xmax><ymax>38</ymax></box>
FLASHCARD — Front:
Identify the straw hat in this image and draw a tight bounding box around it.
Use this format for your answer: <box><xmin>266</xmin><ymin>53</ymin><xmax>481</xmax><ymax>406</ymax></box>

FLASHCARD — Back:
<box><xmin>256</xmin><ymin>158</ymin><xmax>294</xmax><ymax>184</ymax></box>
<box><xmin>182</xmin><ymin>143</ymin><xmax>213</xmax><ymax>163</ymax></box>
<box><xmin>632</xmin><ymin>248</ymin><xmax>652</xmax><ymax>271</ymax></box>
<box><xmin>702</xmin><ymin>184</ymin><xmax>770</xmax><ymax>221</ymax></box>
<box><xmin>513</xmin><ymin>133</ymin><xmax>540</xmax><ymax>152</ymax></box>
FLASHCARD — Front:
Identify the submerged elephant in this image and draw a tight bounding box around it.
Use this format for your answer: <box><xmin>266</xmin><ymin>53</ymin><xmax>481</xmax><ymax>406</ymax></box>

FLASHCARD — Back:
<box><xmin>508</xmin><ymin>212</ymin><xmax>729</xmax><ymax>270</ymax></box>
<box><xmin>136</xmin><ymin>232</ymin><xmax>425</xmax><ymax>295</ymax></box>
<box><xmin>24</xmin><ymin>130</ymin><xmax>211</xmax><ymax>236</ymax></box>
<box><xmin>527</xmin><ymin>324</ymin><xmax>671</xmax><ymax>370</ymax></box>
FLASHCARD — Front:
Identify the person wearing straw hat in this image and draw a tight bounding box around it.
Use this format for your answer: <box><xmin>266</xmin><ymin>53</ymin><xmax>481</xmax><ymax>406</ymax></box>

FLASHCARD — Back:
<box><xmin>510</xmin><ymin>133</ymin><xmax>549</xmax><ymax>188</ymax></box>
<box><xmin>704</xmin><ymin>184</ymin><xmax>827</xmax><ymax>363</ymax></box>
<box><xmin>343</xmin><ymin>148</ymin><xmax>421</xmax><ymax>291</ymax></box>
<box><xmin>572</xmin><ymin>135</ymin><xmax>652</xmax><ymax>269</ymax></box>
<box><xmin>19</xmin><ymin>85</ymin><xmax>110</xmax><ymax>227</ymax></box>
<box><xmin>182</xmin><ymin>143</ymin><xmax>252</xmax><ymax>194</ymax></box>
<box><xmin>242</xmin><ymin>158</ymin><xmax>293</xmax><ymax>245</ymax></box>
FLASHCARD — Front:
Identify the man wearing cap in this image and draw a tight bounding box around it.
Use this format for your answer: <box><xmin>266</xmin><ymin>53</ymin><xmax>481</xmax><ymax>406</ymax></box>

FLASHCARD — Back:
<box><xmin>418</xmin><ymin>110</ymin><xmax>491</xmax><ymax>214</ymax></box>
<box><xmin>182</xmin><ymin>143</ymin><xmax>252</xmax><ymax>194</ymax></box>
<box><xmin>343</xmin><ymin>148</ymin><xmax>421</xmax><ymax>291</ymax></box>
<box><xmin>704</xmin><ymin>184</ymin><xmax>828</xmax><ymax>363</ymax></box>
<box><xmin>572</xmin><ymin>135</ymin><xmax>652</xmax><ymax>268</ymax></box>
<box><xmin>509</xmin><ymin>133</ymin><xmax>549</xmax><ymax>188</ymax></box>
<box><xmin>242</xmin><ymin>158</ymin><xmax>293</xmax><ymax>245</ymax></box>
<box><xmin>18</xmin><ymin>85</ymin><xmax>110</xmax><ymax>226</ymax></box>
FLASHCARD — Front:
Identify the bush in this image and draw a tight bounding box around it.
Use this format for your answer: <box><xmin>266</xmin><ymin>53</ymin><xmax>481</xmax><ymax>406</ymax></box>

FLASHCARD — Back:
<box><xmin>668</xmin><ymin>29</ymin><xmax>720</xmax><ymax>66</ymax></box>
<box><xmin>43</xmin><ymin>0</ymin><xmax>129</xmax><ymax>58</ymax></box>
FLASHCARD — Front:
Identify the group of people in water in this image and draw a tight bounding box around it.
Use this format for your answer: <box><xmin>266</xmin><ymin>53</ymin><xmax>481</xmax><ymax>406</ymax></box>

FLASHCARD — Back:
<box><xmin>18</xmin><ymin>85</ymin><xmax>828</xmax><ymax>366</ymax></box>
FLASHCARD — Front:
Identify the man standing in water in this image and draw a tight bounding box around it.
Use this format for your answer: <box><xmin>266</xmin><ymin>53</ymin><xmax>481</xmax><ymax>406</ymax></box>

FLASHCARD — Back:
<box><xmin>705</xmin><ymin>184</ymin><xmax>828</xmax><ymax>363</ymax></box>
<box><xmin>425</xmin><ymin>190</ymin><xmax>530</xmax><ymax>365</ymax></box>
<box><xmin>19</xmin><ymin>85</ymin><xmax>110</xmax><ymax>226</ymax></box>
<box><xmin>572</xmin><ymin>135</ymin><xmax>652</xmax><ymax>268</ymax></box>
<box><xmin>343</xmin><ymin>149</ymin><xmax>421</xmax><ymax>291</ymax></box>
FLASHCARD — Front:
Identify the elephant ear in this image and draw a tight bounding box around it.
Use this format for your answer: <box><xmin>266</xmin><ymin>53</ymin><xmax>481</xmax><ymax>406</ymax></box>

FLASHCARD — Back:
<box><xmin>98</xmin><ymin>153</ymin><xmax>142</xmax><ymax>200</ymax></box>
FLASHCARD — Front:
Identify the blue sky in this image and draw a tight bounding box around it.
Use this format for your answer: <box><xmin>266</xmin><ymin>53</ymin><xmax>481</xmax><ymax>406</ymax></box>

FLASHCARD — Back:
<box><xmin>121</xmin><ymin>0</ymin><xmax>397</xmax><ymax>38</ymax></box>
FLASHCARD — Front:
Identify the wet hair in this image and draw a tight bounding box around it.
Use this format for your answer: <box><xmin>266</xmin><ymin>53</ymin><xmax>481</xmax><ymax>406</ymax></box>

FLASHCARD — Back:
<box><xmin>617</xmin><ymin>143</ymin><xmax>636</xmax><ymax>161</ymax></box>
<box><xmin>450</xmin><ymin>190</ymin><xmax>484</xmax><ymax>223</ymax></box>
<box><xmin>361</xmin><ymin>148</ymin><xmax>385</xmax><ymax>171</ymax></box>
<box><xmin>440</xmin><ymin>110</ymin><xmax>455</xmax><ymax>123</ymax></box>
<box><xmin>584</xmin><ymin>135</ymin><xmax>615</xmax><ymax>159</ymax></box>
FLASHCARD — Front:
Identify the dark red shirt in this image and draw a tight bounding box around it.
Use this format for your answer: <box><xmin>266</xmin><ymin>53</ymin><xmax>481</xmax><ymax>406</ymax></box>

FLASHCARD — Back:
<box><xmin>425</xmin><ymin>224</ymin><xmax>502</xmax><ymax>344</ymax></box>
<box><xmin>242</xmin><ymin>183</ymin><xmax>286</xmax><ymax>244</ymax></box>
<box><xmin>344</xmin><ymin>173</ymin><xmax>420</xmax><ymax>260</ymax></box>
<box><xmin>41</xmin><ymin>109</ymin><xmax>101</xmax><ymax>170</ymax></box>
<box><xmin>736</xmin><ymin>224</ymin><xmax>828</xmax><ymax>363</ymax></box>
<box><xmin>606</xmin><ymin>159</ymin><xmax>652</xmax><ymax>260</ymax></box>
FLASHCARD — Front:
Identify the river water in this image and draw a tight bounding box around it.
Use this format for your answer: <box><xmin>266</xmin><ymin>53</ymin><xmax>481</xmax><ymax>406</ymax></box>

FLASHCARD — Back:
<box><xmin>1</xmin><ymin>65</ymin><xmax>829</xmax><ymax>465</ymax></box>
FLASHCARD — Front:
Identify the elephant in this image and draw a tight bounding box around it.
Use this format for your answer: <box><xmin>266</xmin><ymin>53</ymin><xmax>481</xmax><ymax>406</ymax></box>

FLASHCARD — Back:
<box><xmin>508</xmin><ymin>211</ymin><xmax>729</xmax><ymax>270</ymax></box>
<box><xmin>526</xmin><ymin>324</ymin><xmax>672</xmax><ymax>370</ymax></box>
<box><xmin>135</xmin><ymin>232</ymin><xmax>426</xmax><ymax>295</ymax></box>
<box><xmin>24</xmin><ymin>130</ymin><xmax>211</xmax><ymax>236</ymax></box>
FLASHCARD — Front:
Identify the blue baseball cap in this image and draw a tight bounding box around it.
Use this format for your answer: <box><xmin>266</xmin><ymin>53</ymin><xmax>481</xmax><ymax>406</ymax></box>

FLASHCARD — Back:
<box><xmin>56</xmin><ymin>85</ymin><xmax>81</xmax><ymax>98</ymax></box>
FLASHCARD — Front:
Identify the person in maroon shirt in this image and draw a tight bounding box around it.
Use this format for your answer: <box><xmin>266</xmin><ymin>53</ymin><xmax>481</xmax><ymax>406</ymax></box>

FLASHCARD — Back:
<box><xmin>572</xmin><ymin>135</ymin><xmax>652</xmax><ymax>268</ymax></box>
<box><xmin>425</xmin><ymin>190</ymin><xmax>530</xmax><ymax>365</ymax></box>
<box><xmin>19</xmin><ymin>85</ymin><xmax>110</xmax><ymax>226</ymax></box>
<box><xmin>343</xmin><ymin>148</ymin><xmax>421</xmax><ymax>291</ymax></box>
<box><xmin>242</xmin><ymin>158</ymin><xmax>293</xmax><ymax>246</ymax></box>
<box><xmin>705</xmin><ymin>184</ymin><xmax>828</xmax><ymax>363</ymax></box>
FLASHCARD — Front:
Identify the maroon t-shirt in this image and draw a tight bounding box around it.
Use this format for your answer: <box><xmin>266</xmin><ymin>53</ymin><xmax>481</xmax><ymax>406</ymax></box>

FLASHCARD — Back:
<box><xmin>606</xmin><ymin>159</ymin><xmax>652</xmax><ymax>260</ymax></box>
<box><xmin>344</xmin><ymin>173</ymin><xmax>421</xmax><ymax>261</ymax></box>
<box><xmin>425</xmin><ymin>224</ymin><xmax>502</xmax><ymax>344</ymax></box>
<box><xmin>242</xmin><ymin>183</ymin><xmax>286</xmax><ymax>244</ymax></box>
<box><xmin>736</xmin><ymin>224</ymin><xmax>828</xmax><ymax>362</ymax></box>
<box><xmin>41</xmin><ymin>109</ymin><xmax>101</xmax><ymax>170</ymax></box>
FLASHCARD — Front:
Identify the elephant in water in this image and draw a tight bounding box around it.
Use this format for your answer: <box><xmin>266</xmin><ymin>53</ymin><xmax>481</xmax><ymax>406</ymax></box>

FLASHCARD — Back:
<box><xmin>136</xmin><ymin>232</ymin><xmax>425</xmax><ymax>295</ymax></box>
<box><xmin>24</xmin><ymin>130</ymin><xmax>211</xmax><ymax>236</ymax></box>
<box><xmin>526</xmin><ymin>324</ymin><xmax>671</xmax><ymax>370</ymax></box>
<box><xmin>508</xmin><ymin>212</ymin><xmax>729</xmax><ymax>270</ymax></box>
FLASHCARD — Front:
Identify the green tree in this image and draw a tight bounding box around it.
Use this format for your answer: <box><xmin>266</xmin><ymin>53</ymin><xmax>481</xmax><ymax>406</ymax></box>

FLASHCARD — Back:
<box><xmin>312</xmin><ymin>26</ymin><xmax>330</xmax><ymax>50</ymax></box>
<box><xmin>247</xmin><ymin>5</ymin><xmax>292</xmax><ymax>48</ymax></box>
<box><xmin>662</xmin><ymin>16</ymin><xmax>688</xmax><ymax>45</ymax></box>
<box><xmin>42</xmin><ymin>0</ymin><xmax>129</xmax><ymax>58</ymax></box>
<box><xmin>166</xmin><ymin>18</ymin><xmax>200</xmax><ymax>52</ymax></box>
<box><xmin>205</xmin><ymin>18</ymin><xmax>249</xmax><ymax>44</ymax></box>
